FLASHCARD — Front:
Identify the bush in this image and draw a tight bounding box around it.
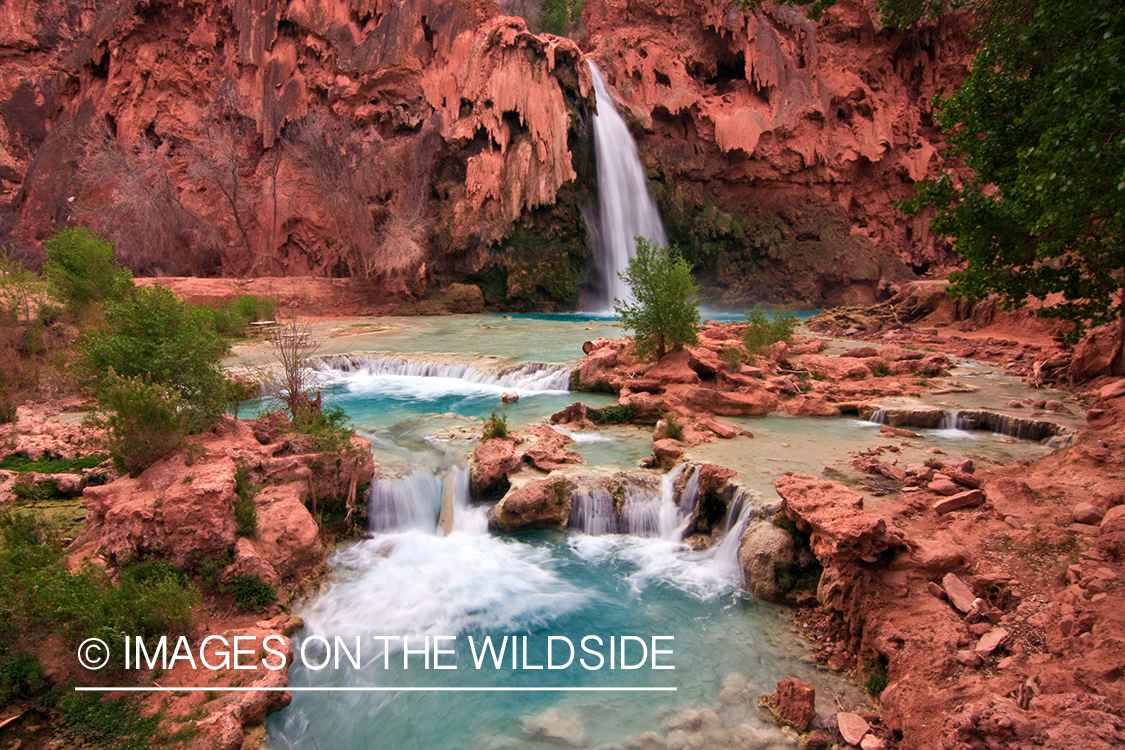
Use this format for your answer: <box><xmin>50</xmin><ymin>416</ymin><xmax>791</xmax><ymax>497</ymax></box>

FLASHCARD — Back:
<box><xmin>231</xmin><ymin>575</ymin><xmax>277</xmax><ymax>612</ymax></box>
<box><xmin>0</xmin><ymin>651</ymin><xmax>46</xmax><ymax>705</ymax></box>
<box><xmin>82</xmin><ymin>285</ymin><xmax>229</xmax><ymax>415</ymax></box>
<box><xmin>614</xmin><ymin>238</ymin><xmax>700</xmax><ymax>360</ymax></box>
<box><xmin>0</xmin><ymin>513</ymin><xmax>198</xmax><ymax>681</ymax></box>
<box><xmin>234</xmin><ymin>462</ymin><xmax>260</xmax><ymax>538</ymax></box>
<box><xmin>661</xmin><ymin>412</ymin><xmax>685</xmax><ymax>441</ymax></box>
<box><xmin>0</xmin><ymin>453</ymin><xmax>107</xmax><ymax>474</ymax></box>
<box><xmin>290</xmin><ymin>403</ymin><xmax>354</xmax><ymax>453</ymax></box>
<box><xmin>482</xmin><ymin>411</ymin><xmax>509</xmax><ymax>440</ymax></box>
<box><xmin>59</xmin><ymin>692</ymin><xmax>159</xmax><ymax>750</ymax></box>
<box><xmin>588</xmin><ymin>404</ymin><xmax>635</xmax><ymax>425</ymax></box>
<box><xmin>203</xmin><ymin>294</ymin><xmax>278</xmax><ymax>338</ymax></box>
<box><xmin>720</xmin><ymin>344</ymin><xmax>745</xmax><ymax>372</ymax></box>
<box><xmin>96</xmin><ymin>376</ymin><xmax>188</xmax><ymax>476</ymax></box>
<box><xmin>742</xmin><ymin>305</ymin><xmax>796</xmax><ymax>356</ymax></box>
<box><xmin>42</xmin><ymin>228</ymin><xmax>133</xmax><ymax>317</ymax></box>
<box><xmin>864</xmin><ymin>659</ymin><xmax>889</xmax><ymax>696</ymax></box>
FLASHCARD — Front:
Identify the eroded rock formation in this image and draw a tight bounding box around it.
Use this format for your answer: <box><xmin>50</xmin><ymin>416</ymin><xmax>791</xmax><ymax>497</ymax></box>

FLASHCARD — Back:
<box><xmin>2</xmin><ymin>0</ymin><xmax>973</xmax><ymax>309</ymax></box>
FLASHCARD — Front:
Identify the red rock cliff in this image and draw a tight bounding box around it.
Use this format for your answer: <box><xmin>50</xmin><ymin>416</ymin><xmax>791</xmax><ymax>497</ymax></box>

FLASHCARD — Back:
<box><xmin>0</xmin><ymin>0</ymin><xmax>972</xmax><ymax>309</ymax></box>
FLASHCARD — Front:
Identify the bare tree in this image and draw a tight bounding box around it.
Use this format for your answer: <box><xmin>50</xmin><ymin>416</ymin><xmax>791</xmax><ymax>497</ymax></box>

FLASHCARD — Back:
<box><xmin>256</xmin><ymin>317</ymin><xmax>325</xmax><ymax>421</ymax></box>
<box><xmin>76</xmin><ymin>124</ymin><xmax>222</xmax><ymax>275</ymax></box>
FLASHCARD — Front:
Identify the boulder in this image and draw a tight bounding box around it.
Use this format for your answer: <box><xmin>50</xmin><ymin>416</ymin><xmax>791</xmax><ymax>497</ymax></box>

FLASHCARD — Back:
<box><xmin>933</xmin><ymin>489</ymin><xmax>985</xmax><ymax>514</ymax></box>
<box><xmin>222</xmin><ymin>537</ymin><xmax>281</xmax><ymax>588</ymax></box>
<box><xmin>444</xmin><ymin>283</ymin><xmax>484</xmax><ymax>313</ymax></box>
<box><xmin>758</xmin><ymin>678</ymin><xmax>816</xmax><ymax>731</ymax></box>
<box><xmin>501</xmin><ymin>391</ymin><xmax>519</xmax><ymax>404</ymax></box>
<box><xmin>676</xmin><ymin>386</ymin><xmax>778</xmax><ymax>417</ymax></box>
<box><xmin>702</xmin><ymin>419</ymin><xmax>739</xmax><ymax>439</ymax></box>
<box><xmin>738</xmin><ymin>521</ymin><xmax>797</xmax><ymax>602</ymax></box>
<box><xmin>470</xmin><ymin>438</ymin><xmax>521</xmax><ymax>500</ymax></box>
<box><xmin>775</xmin><ymin>474</ymin><xmax>905</xmax><ymax>566</ymax></box>
<box><xmin>652</xmin><ymin>439</ymin><xmax>685</xmax><ymax>467</ymax></box>
<box><xmin>928</xmin><ymin>478</ymin><xmax>959</xmax><ymax>496</ymax></box>
<box><xmin>488</xmin><ymin>478</ymin><xmax>572</xmax><ymax>533</ymax></box>
<box><xmin>942</xmin><ymin>573</ymin><xmax>977</xmax><ymax>613</ymax></box>
<box><xmin>550</xmin><ymin>402</ymin><xmax>596</xmax><ymax>430</ymax></box>
<box><xmin>253</xmin><ymin>483</ymin><xmax>325</xmax><ymax>582</ymax></box>
<box><xmin>974</xmin><ymin>627</ymin><xmax>1008</xmax><ymax>655</ymax></box>
<box><xmin>836</xmin><ymin>711</ymin><xmax>871</xmax><ymax>746</ymax></box>
<box><xmin>1098</xmin><ymin>379</ymin><xmax>1125</xmax><ymax>400</ymax></box>
<box><xmin>1073</xmin><ymin>502</ymin><xmax>1105</xmax><ymax>525</ymax></box>
<box><xmin>697</xmin><ymin>464</ymin><xmax>737</xmax><ymax>496</ymax></box>
<box><xmin>523</xmin><ymin>427</ymin><xmax>584</xmax><ymax>472</ymax></box>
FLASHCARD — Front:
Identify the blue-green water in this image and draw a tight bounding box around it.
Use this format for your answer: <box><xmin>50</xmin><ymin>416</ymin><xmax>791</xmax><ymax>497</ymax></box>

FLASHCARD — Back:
<box><xmin>266</xmin><ymin>529</ymin><xmax>841</xmax><ymax>750</ymax></box>
<box><xmin>262</xmin><ymin>317</ymin><xmax>851</xmax><ymax>750</ymax></box>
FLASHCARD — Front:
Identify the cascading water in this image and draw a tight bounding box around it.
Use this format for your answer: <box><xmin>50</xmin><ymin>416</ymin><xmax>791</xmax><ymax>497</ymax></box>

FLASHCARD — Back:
<box><xmin>319</xmin><ymin>355</ymin><xmax>572</xmax><ymax>393</ymax></box>
<box><xmin>588</xmin><ymin>61</ymin><xmax>668</xmax><ymax>309</ymax></box>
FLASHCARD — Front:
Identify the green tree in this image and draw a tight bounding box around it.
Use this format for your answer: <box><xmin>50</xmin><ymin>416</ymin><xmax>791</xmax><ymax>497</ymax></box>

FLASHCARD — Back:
<box><xmin>614</xmin><ymin>238</ymin><xmax>700</xmax><ymax>359</ymax></box>
<box><xmin>42</xmin><ymin>227</ymin><xmax>133</xmax><ymax>316</ymax></box>
<box><xmin>905</xmin><ymin>0</ymin><xmax>1125</xmax><ymax>353</ymax></box>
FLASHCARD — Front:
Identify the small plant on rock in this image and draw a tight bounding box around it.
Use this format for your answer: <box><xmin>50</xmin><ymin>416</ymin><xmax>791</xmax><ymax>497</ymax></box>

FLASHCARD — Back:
<box><xmin>483</xmin><ymin>411</ymin><xmax>509</xmax><ymax>440</ymax></box>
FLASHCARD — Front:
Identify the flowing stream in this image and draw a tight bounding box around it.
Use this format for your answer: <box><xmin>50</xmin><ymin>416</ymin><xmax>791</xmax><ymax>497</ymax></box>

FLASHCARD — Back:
<box><xmin>255</xmin><ymin>315</ymin><xmax>1066</xmax><ymax>750</ymax></box>
<box><xmin>589</xmin><ymin>61</ymin><xmax>667</xmax><ymax>309</ymax></box>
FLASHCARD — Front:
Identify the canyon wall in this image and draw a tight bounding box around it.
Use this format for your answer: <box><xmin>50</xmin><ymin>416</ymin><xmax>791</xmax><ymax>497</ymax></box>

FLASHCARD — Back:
<box><xmin>0</xmin><ymin>0</ymin><xmax>973</xmax><ymax>309</ymax></box>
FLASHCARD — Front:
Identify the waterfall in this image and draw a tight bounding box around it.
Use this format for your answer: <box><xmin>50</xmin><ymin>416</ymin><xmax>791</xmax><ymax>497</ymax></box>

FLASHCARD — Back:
<box><xmin>368</xmin><ymin>467</ymin><xmax>487</xmax><ymax>535</ymax></box>
<box><xmin>867</xmin><ymin>409</ymin><xmax>889</xmax><ymax>425</ymax></box>
<box><xmin>588</xmin><ymin>61</ymin><xmax>668</xmax><ymax>309</ymax></box>
<box><xmin>318</xmin><ymin>355</ymin><xmax>572</xmax><ymax>392</ymax></box>
<box><xmin>709</xmin><ymin>487</ymin><xmax>757</xmax><ymax>570</ymax></box>
<box><xmin>367</xmin><ymin>471</ymin><xmax>443</xmax><ymax>533</ymax></box>
<box><xmin>569</xmin><ymin>488</ymin><xmax>620</xmax><ymax>535</ymax></box>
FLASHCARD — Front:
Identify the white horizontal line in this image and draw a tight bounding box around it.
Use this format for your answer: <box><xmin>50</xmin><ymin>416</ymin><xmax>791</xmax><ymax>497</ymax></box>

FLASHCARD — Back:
<box><xmin>75</xmin><ymin>686</ymin><xmax>677</xmax><ymax>693</ymax></box>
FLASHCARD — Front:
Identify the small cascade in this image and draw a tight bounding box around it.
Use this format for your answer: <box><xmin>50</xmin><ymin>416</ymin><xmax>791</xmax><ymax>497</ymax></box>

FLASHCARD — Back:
<box><xmin>710</xmin><ymin>487</ymin><xmax>758</xmax><ymax>570</ymax></box>
<box><xmin>867</xmin><ymin>409</ymin><xmax>889</xmax><ymax>425</ymax></box>
<box><xmin>318</xmin><ymin>355</ymin><xmax>571</xmax><ymax>392</ymax></box>
<box><xmin>367</xmin><ymin>471</ymin><xmax>443</xmax><ymax>533</ymax></box>
<box><xmin>568</xmin><ymin>488</ymin><xmax>620</xmax><ymax>535</ymax></box>
<box><xmin>588</xmin><ymin>61</ymin><xmax>668</xmax><ymax>309</ymax></box>
<box><xmin>658</xmin><ymin>464</ymin><xmax>688</xmax><ymax>541</ymax></box>
<box><xmin>621</xmin><ymin>485</ymin><xmax>661</xmax><ymax>537</ymax></box>
<box><xmin>449</xmin><ymin>466</ymin><xmax>488</xmax><ymax>535</ymax></box>
<box><xmin>950</xmin><ymin>409</ymin><xmax>1069</xmax><ymax>442</ymax></box>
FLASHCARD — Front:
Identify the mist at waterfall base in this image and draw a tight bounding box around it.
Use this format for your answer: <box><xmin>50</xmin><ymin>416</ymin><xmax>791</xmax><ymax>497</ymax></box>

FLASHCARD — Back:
<box><xmin>266</xmin><ymin>466</ymin><xmax>819</xmax><ymax>750</ymax></box>
<box><xmin>588</xmin><ymin>61</ymin><xmax>667</xmax><ymax>311</ymax></box>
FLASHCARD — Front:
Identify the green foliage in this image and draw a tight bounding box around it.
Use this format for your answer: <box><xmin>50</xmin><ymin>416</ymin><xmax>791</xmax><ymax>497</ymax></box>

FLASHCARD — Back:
<box><xmin>587</xmin><ymin>404</ymin><xmax>635</xmax><ymax>425</ymax></box>
<box><xmin>42</xmin><ymin>228</ymin><xmax>133</xmax><ymax>317</ymax></box>
<box><xmin>202</xmin><ymin>294</ymin><xmax>278</xmax><ymax>338</ymax></box>
<box><xmin>539</xmin><ymin>0</ymin><xmax>583</xmax><ymax>35</ymax></box>
<box><xmin>59</xmin><ymin>692</ymin><xmax>159</xmax><ymax>750</ymax></box>
<box><xmin>0</xmin><ymin>512</ymin><xmax>198</xmax><ymax>686</ymax></box>
<box><xmin>483</xmin><ymin>411</ymin><xmax>509</xmax><ymax>440</ymax></box>
<box><xmin>231</xmin><ymin>575</ymin><xmax>277</xmax><ymax>612</ymax></box>
<box><xmin>696</xmin><ymin>491</ymin><xmax>727</xmax><ymax>531</ymax></box>
<box><xmin>870</xmin><ymin>361</ymin><xmax>892</xmax><ymax>378</ymax></box>
<box><xmin>614</xmin><ymin>238</ymin><xmax>700</xmax><ymax>360</ymax></box>
<box><xmin>0</xmin><ymin>246</ymin><xmax>45</xmax><ymax>324</ymax></box>
<box><xmin>290</xmin><ymin>403</ymin><xmax>354</xmax><ymax>453</ymax></box>
<box><xmin>904</xmin><ymin>0</ymin><xmax>1125</xmax><ymax>342</ymax></box>
<box><xmin>0</xmin><ymin>651</ymin><xmax>46</xmax><ymax>705</ymax></box>
<box><xmin>11</xmin><ymin>476</ymin><xmax>62</xmax><ymax>505</ymax></box>
<box><xmin>0</xmin><ymin>453</ymin><xmax>107</xmax><ymax>474</ymax></box>
<box><xmin>234</xmin><ymin>462</ymin><xmax>260</xmax><ymax>538</ymax></box>
<box><xmin>225</xmin><ymin>377</ymin><xmax>260</xmax><ymax>419</ymax></box>
<box><xmin>660</xmin><ymin>412</ymin><xmax>685</xmax><ymax>441</ymax></box>
<box><xmin>742</xmin><ymin>305</ymin><xmax>796</xmax><ymax>356</ymax></box>
<box><xmin>82</xmin><ymin>285</ymin><xmax>229</xmax><ymax>413</ymax></box>
<box><xmin>864</xmin><ymin>659</ymin><xmax>890</xmax><ymax>696</ymax></box>
<box><xmin>96</xmin><ymin>376</ymin><xmax>188</xmax><ymax>476</ymax></box>
<box><xmin>720</xmin><ymin>344</ymin><xmax>746</xmax><ymax>373</ymax></box>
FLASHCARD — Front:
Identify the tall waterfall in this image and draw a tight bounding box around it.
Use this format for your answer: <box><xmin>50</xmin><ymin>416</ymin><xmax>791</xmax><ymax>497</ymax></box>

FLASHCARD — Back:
<box><xmin>589</xmin><ymin>61</ymin><xmax>667</xmax><ymax>309</ymax></box>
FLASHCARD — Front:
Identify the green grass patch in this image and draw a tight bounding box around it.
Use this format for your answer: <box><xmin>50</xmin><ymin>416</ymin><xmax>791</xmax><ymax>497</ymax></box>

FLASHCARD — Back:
<box><xmin>231</xmin><ymin>575</ymin><xmax>277</xmax><ymax>612</ymax></box>
<box><xmin>0</xmin><ymin>453</ymin><xmax>107</xmax><ymax>474</ymax></box>
<box><xmin>588</xmin><ymin>404</ymin><xmax>635</xmax><ymax>425</ymax></box>
<box><xmin>59</xmin><ymin>692</ymin><xmax>159</xmax><ymax>750</ymax></box>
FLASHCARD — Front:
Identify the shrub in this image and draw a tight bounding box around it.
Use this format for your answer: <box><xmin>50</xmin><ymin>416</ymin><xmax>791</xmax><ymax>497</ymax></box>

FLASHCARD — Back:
<box><xmin>231</xmin><ymin>575</ymin><xmax>277</xmax><ymax>612</ymax></box>
<box><xmin>742</xmin><ymin>305</ymin><xmax>797</xmax><ymax>356</ymax></box>
<box><xmin>0</xmin><ymin>513</ymin><xmax>198</xmax><ymax>681</ymax></box>
<box><xmin>0</xmin><ymin>453</ymin><xmax>107</xmax><ymax>474</ymax></box>
<box><xmin>291</xmin><ymin>403</ymin><xmax>355</xmax><ymax>453</ymax></box>
<box><xmin>203</xmin><ymin>294</ymin><xmax>278</xmax><ymax>338</ymax></box>
<box><xmin>96</xmin><ymin>376</ymin><xmax>188</xmax><ymax>476</ymax></box>
<box><xmin>482</xmin><ymin>411</ymin><xmax>509</xmax><ymax>440</ymax></box>
<box><xmin>0</xmin><ymin>651</ymin><xmax>46</xmax><ymax>705</ymax></box>
<box><xmin>59</xmin><ymin>692</ymin><xmax>159</xmax><ymax>750</ymax></box>
<box><xmin>588</xmin><ymin>404</ymin><xmax>635</xmax><ymax>425</ymax></box>
<box><xmin>871</xmin><ymin>361</ymin><xmax>892</xmax><ymax>378</ymax></box>
<box><xmin>864</xmin><ymin>659</ymin><xmax>889</xmax><ymax>696</ymax></box>
<box><xmin>661</xmin><ymin>412</ymin><xmax>685</xmax><ymax>441</ymax></box>
<box><xmin>42</xmin><ymin>227</ymin><xmax>133</xmax><ymax>316</ymax></box>
<box><xmin>81</xmin><ymin>285</ymin><xmax>229</xmax><ymax>415</ymax></box>
<box><xmin>720</xmin><ymin>344</ymin><xmax>745</xmax><ymax>373</ymax></box>
<box><xmin>614</xmin><ymin>238</ymin><xmax>700</xmax><ymax>360</ymax></box>
<box><xmin>234</xmin><ymin>462</ymin><xmax>260</xmax><ymax>538</ymax></box>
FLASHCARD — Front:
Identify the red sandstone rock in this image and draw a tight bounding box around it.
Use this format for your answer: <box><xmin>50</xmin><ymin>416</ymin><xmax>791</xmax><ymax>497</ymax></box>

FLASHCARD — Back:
<box><xmin>488</xmin><ymin>478</ymin><xmax>571</xmax><ymax>533</ymax></box>
<box><xmin>470</xmin><ymin>438</ymin><xmax>522</xmax><ymax>499</ymax></box>
<box><xmin>836</xmin><ymin>711</ymin><xmax>871</xmax><ymax>746</ymax></box>
<box><xmin>759</xmin><ymin>678</ymin><xmax>816</xmax><ymax>731</ymax></box>
<box><xmin>701</xmin><ymin>419</ymin><xmax>739</xmax><ymax>438</ymax></box>
<box><xmin>933</xmin><ymin>489</ymin><xmax>985</xmax><ymax>514</ymax></box>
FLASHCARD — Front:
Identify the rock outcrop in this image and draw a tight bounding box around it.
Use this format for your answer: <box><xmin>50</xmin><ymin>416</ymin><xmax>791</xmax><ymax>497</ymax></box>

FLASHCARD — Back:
<box><xmin>4</xmin><ymin>0</ymin><xmax>974</xmax><ymax>309</ymax></box>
